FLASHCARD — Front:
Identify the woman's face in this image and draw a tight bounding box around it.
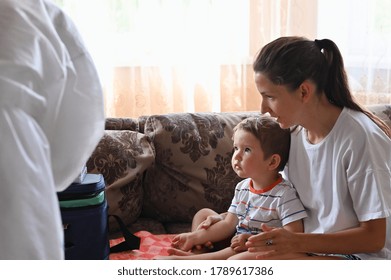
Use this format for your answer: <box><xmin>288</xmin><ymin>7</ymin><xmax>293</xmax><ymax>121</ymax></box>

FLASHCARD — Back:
<box><xmin>254</xmin><ymin>72</ymin><xmax>303</xmax><ymax>129</ymax></box>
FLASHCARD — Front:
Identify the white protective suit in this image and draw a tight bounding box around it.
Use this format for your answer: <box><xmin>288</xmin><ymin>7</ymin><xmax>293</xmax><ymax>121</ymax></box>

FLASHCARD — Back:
<box><xmin>0</xmin><ymin>0</ymin><xmax>105</xmax><ymax>259</ymax></box>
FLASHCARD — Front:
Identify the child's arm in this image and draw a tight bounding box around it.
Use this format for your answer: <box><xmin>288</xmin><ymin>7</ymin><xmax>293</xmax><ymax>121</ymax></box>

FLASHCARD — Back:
<box><xmin>195</xmin><ymin>212</ymin><xmax>228</xmax><ymax>231</ymax></box>
<box><xmin>231</xmin><ymin>233</ymin><xmax>252</xmax><ymax>252</ymax></box>
<box><xmin>172</xmin><ymin>213</ymin><xmax>238</xmax><ymax>251</ymax></box>
<box><xmin>283</xmin><ymin>219</ymin><xmax>304</xmax><ymax>233</ymax></box>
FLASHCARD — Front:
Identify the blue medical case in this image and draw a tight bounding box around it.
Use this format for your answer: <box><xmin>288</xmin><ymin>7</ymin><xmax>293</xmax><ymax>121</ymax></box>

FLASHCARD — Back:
<box><xmin>57</xmin><ymin>173</ymin><xmax>110</xmax><ymax>260</ymax></box>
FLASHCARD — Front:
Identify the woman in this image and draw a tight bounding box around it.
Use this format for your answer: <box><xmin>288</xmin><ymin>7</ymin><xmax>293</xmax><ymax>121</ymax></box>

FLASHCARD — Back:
<box><xmin>246</xmin><ymin>36</ymin><xmax>391</xmax><ymax>260</ymax></box>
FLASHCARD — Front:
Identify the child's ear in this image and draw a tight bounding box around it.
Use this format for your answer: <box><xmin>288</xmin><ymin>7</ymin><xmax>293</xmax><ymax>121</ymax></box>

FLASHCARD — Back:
<box><xmin>269</xmin><ymin>154</ymin><xmax>281</xmax><ymax>170</ymax></box>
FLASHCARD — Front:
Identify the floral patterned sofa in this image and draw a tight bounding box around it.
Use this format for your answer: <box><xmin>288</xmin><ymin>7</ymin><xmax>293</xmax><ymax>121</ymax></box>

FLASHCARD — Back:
<box><xmin>86</xmin><ymin>104</ymin><xmax>391</xmax><ymax>235</ymax></box>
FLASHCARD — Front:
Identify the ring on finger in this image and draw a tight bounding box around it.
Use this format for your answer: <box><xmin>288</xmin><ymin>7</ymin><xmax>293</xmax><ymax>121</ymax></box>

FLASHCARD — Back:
<box><xmin>265</xmin><ymin>239</ymin><xmax>273</xmax><ymax>246</ymax></box>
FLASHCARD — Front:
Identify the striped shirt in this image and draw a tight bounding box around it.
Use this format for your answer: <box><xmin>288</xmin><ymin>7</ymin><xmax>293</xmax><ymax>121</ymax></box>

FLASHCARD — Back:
<box><xmin>228</xmin><ymin>177</ymin><xmax>307</xmax><ymax>234</ymax></box>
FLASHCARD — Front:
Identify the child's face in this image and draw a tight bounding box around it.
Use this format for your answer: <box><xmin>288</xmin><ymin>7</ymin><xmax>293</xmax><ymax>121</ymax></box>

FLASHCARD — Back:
<box><xmin>231</xmin><ymin>129</ymin><xmax>271</xmax><ymax>180</ymax></box>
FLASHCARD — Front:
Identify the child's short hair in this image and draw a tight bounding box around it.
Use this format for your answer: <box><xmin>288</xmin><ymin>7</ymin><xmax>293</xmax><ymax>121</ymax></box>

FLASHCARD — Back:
<box><xmin>233</xmin><ymin>115</ymin><xmax>291</xmax><ymax>171</ymax></box>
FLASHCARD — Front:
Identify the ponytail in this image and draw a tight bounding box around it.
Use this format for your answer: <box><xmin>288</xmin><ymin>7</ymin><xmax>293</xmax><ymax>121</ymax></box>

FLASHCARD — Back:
<box><xmin>314</xmin><ymin>39</ymin><xmax>350</xmax><ymax>107</ymax></box>
<box><xmin>315</xmin><ymin>39</ymin><xmax>391</xmax><ymax>138</ymax></box>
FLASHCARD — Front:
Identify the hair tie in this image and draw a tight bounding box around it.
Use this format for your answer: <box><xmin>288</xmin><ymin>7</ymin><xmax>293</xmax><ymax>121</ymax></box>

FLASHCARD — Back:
<box><xmin>314</xmin><ymin>39</ymin><xmax>323</xmax><ymax>50</ymax></box>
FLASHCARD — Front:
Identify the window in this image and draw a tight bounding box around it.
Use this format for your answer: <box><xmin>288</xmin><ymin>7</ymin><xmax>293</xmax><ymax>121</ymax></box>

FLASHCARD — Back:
<box><xmin>54</xmin><ymin>0</ymin><xmax>391</xmax><ymax>117</ymax></box>
<box><xmin>318</xmin><ymin>0</ymin><xmax>391</xmax><ymax>104</ymax></box>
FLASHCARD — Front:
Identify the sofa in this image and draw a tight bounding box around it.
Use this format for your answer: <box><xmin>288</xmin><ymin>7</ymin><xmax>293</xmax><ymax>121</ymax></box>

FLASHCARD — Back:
<box><xmin>86</xmin><ymin>104</ymin><xmax>391</xmax><ymax>236</ymax></box>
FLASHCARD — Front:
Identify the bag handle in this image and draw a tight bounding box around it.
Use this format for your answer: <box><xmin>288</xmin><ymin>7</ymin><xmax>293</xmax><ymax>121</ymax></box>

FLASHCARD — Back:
<box><xmin>109</xmin><ymin>215</ymin><xmax>141</xmax><ymax>253</ymax></box>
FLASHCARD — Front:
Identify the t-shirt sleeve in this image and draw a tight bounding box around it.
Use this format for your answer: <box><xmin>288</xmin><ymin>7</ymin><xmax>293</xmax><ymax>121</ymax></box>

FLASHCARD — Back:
<box><xmin>344</xmin><ymin>127</ymin><xmax>391</xmax><ymax>222</ymax></box>
<box><xmin>278</xmin><ymin>187</ymin><xmax>308</xmax><ymax>226</ymax></box>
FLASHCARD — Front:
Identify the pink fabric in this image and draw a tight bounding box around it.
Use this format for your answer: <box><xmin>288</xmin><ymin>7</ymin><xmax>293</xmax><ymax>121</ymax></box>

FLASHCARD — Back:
<box><xmin>109</xmin><ymin>231</ymin><xmax>174</xmax><ymax>260</ymax></box>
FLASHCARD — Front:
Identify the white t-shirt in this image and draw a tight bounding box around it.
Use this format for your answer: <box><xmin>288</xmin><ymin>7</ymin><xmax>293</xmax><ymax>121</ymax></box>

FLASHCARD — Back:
<box><xmin>285</xmin><ymin>107</ymin><xmax>391</xmax><ymax>259</ymax></box>
<box><xmin>0</xmin><ymin>0</ymin><xmax>104</xmax><ymax>259</ymax></box>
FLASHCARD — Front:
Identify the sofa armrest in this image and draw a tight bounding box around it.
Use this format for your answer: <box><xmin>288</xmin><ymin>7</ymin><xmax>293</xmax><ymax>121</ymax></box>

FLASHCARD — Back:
<box><xmin>87</xmin><ymin>129</ymin><xmax>155</xmax><ymax>232</ymax></box>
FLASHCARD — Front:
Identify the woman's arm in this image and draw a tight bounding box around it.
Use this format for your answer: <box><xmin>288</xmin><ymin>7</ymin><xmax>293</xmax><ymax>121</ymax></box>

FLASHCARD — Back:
<box><xmin>246</xmin><ymin>218</ymin><xmax>386</xmax><ymax>258</ymax></box>
<box><xmin>231</xmin><ymin>219</ymin><xmax>304</xmax><ymax>253</ymax></box>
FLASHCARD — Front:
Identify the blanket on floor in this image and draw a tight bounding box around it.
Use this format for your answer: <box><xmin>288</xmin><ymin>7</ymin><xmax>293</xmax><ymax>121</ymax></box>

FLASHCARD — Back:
<box><xmin>109</xmin><ymin>231</ymin><xmax>175</xmax><ymax>260</ymax></box>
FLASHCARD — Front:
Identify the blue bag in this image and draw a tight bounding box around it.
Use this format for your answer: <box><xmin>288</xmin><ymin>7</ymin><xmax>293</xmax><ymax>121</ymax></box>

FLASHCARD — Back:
<box><xmin>58</xmin><ymin>173</ymin><xmax>140</xmax><ymax>260</ymax></box>
<box><xmin>58</xmin><ymin>174</ymin><xmax>110</xmax><ymax>260</ymax></box>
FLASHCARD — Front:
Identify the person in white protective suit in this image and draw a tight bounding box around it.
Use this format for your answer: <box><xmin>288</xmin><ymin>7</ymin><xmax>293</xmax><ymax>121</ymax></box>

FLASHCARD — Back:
<box><xmin>0</xmin><ymin>0</ymin><xmax>105</xmax><ymax>259</ymax></box>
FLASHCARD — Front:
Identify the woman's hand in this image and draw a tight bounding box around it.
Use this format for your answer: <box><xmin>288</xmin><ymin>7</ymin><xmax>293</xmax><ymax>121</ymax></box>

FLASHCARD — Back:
<box><xmin>231</xmin><ymin>233</ymin><xmax>251</xmax><ymax>252</ymax></box>
<box><xmin>246</xmin><ymin>224</ymin><xmax>301</xmax><ymax>259</ymax></box>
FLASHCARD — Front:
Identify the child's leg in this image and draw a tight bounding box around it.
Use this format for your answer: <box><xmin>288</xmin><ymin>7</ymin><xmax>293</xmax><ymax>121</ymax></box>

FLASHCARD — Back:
<box><xmin>156</xmin><ymin>247</ymin><xmax>236</xmax><ymax>260</ymax></box>
<box><xmin>227</xmin><ymin>250</ymin><xmax>260</xmax><ymax>260</ymax></box>
<box><xmin>168</xmin><ymin>208</ymin><xmax>231</xmax><ymax>255</ymax></box>
<box><xmin>189</xmin><ymin>208</ymin><xmax>229</xmax><ymax>253</ymax></box>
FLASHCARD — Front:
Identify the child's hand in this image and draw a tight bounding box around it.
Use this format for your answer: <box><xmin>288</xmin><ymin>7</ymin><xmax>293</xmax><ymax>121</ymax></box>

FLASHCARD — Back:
<box><xmin>194</xmin><ymin>240</ymin><xmax>214</xmax><ymax>251</ymax></box>
<box><xmin>171</xmin><ymin>232</ymin><xmax>198</xmax><ymax>252</ymax></box>
<box><xmin>230</xmin><ymin>233</ymin><xmax>251</xmax><ymax>252</ymax></box>
<box><xmin>196</xmin><ymin>213</ymin><xmax>226</xmax><ymax>230</ymax></box>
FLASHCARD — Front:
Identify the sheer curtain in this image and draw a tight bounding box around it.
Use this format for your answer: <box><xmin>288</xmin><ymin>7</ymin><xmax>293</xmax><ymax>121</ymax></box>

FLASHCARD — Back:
<box><xmin>54</xmin><ymin>0</ymin><xmax>391</xmax><ymax>118</ymax></box>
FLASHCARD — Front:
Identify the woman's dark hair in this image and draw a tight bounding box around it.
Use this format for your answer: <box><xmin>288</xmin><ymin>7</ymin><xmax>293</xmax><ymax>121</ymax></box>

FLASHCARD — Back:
<box><xmin>233</xmin><ymin>115</ymin><xmax>291</xmax><ymax>171</ymax></box>
<box><xmin>253</xmin><ymin>36</ymin><xmax>391</xmax><ymax>138</ymax></box>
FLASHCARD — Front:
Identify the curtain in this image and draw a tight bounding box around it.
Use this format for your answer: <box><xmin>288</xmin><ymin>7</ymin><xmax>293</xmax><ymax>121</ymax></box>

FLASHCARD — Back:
<box><xmin>54</xmin><ymin>0</ymin><xmax>391</xmax><ymax>118</ymax></box>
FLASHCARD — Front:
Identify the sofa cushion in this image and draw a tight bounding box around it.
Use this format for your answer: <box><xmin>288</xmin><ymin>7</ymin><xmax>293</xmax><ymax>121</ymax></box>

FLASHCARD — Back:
<box><xmin>141</xmin><ymin>112</ymin><xmax>260</xmax><ymax>223</ymax></box>
<box><xmin>87</xmin><ymin>130</ymin><xmax>155</xmax><ymax>232</ymax></box>
<box><xmin>105</xmin><ymin>116</ymin><xmax>149</xmax><ymax>133</ymax></box>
